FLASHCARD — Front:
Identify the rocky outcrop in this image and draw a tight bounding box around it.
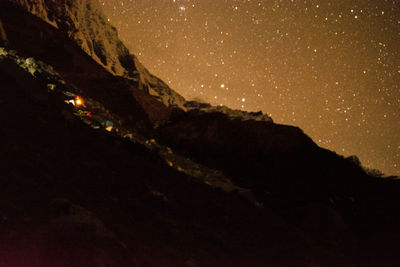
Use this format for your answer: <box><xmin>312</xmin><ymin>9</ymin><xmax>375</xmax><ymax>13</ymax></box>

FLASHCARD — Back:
<box><xmin>5</xmin><ymin>0</ymin><xmax>186</xmax><ymax>109</ymax></box>
<box><xmin>0</xmin><ymin>1</ymin><xmax>175</xmax><ymax>131</ymax></box>
<box><xmin>185</xmin><ymin>100</ymin><xmax>273</xmax><ymax>122</ymax></box>
<box><xmin>8</xmin><ymin>0</ymin><xmax>125</xmax><ymax>72</ymax></box>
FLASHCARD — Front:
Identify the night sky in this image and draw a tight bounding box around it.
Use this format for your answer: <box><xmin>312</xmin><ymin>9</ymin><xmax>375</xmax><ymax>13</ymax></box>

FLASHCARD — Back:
<box><xmin>99</xmin><ymin>0</ymin><xmax>400</xmax><ymax>176</ymax></box>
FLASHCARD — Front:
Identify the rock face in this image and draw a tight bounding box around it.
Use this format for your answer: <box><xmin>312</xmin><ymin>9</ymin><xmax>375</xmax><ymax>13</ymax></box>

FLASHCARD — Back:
<box><xmin>7</xmin><ymin>0</ymin><xmax>187</xmax><ymax>109</ymax></box>
<box><xmin>9</xmin><ymin>0</ymin><xmax>127</xmax><ymax>73</ymax></box>
<box><xmin>184</xmin><ymin>100</ymin><xmax>273</xmax><ymax>122</ymax></box>
<box><xmin>1</xmin><ymin>0</ymin><xmax>177</xmax><ymax>131</ymax></box>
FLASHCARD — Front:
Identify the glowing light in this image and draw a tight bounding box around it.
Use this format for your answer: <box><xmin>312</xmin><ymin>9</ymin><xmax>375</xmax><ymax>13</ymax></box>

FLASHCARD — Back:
<box><xmin>75</xmin><ymin>96</ymin><xmax>83</xmax><ymax>106</ymax></box>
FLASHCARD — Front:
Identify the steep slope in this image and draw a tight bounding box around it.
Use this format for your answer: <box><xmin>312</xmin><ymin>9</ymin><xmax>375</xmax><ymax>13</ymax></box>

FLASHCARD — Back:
<box><xmin>0</xmin><ymin>1</ymin><xmax>175</xmax><ymax>132</ymax></box>
<box><xmin>5</xmin><ymin>0</ymin><xmax>186</xmax><ymax>108</ymax></box>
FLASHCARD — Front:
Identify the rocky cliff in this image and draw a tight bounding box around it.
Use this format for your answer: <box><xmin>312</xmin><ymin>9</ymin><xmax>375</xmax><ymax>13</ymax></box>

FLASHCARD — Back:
<box><xmin>6</xmin><ymin>0</ymin><xmax>186</xmax><ymax>108</ymax></box>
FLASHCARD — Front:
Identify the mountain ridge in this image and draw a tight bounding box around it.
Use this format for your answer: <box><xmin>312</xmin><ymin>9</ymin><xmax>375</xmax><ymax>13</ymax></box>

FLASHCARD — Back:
<box><xmin>3</xmin><ymin>0</ymin><xmax>276</xmax><ymax>121</ymax></box>
<box><xmin>5</xmin><ymin>0</ymin><xmax>187</xmax><ymax>109</ymax></box>
<box><xmin>1</xmin><ymin>0</ymin><xmax>400</xmax><ymax>266</ymax></box>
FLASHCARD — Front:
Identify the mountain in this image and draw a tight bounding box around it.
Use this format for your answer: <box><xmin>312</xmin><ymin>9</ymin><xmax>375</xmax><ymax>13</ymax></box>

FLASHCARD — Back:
<box><xmin>1</xmin><ymin>0</ymin><xmax>400</xmax><ymax>266</ymax></box>
<box><xmin>9</xmin><ymin>0</ymin><xmax>186</xmax><ymax>108</ymax></box>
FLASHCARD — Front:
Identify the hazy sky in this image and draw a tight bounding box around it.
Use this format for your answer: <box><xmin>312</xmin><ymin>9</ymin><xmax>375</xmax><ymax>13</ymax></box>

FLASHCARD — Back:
<box><xmin>100</xmin><ymin>0</ymin><xmax>400</xmax><ymax>176</ymax></box>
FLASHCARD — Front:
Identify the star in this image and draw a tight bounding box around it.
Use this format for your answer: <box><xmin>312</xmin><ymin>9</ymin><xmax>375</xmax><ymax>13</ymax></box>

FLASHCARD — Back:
<box><xmin>101</xmin><ymin>0</ymin><xmax>400</xmax><ymax>176</ymax></box>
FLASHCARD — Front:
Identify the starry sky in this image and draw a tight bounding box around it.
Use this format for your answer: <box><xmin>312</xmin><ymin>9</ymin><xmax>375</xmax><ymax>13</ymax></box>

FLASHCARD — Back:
<box><xmin>99</xmin><ymin>0</ymin><xmax>400</xmax><ymax>176</ymax></box>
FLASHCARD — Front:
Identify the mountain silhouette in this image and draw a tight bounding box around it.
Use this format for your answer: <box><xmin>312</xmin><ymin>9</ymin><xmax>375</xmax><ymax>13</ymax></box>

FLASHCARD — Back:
<box><xmin>0</xmin><ymin>0</ymin><xmax>399</xmax><ymax>266</ymax></box>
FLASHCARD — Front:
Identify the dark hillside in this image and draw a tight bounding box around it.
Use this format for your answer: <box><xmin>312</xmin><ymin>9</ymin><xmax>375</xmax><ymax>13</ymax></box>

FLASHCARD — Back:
<box><xmin>0</xmin><ymin>56</ymin><xmax>352</xmax><ymax>266</ymax></box>
<box><xmin>0</xmin><ymin>0</ymin><xmax>400</xmax><ymax>266</ymax></box>
<box><xmin>155</xmin><ymin>96</ymin><xmax>400</xmax><ymax>266</ymax></box>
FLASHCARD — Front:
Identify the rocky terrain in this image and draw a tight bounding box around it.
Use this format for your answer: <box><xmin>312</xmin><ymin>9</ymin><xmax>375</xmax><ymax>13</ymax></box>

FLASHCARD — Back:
<box><xmin>1</xmin><ymin>0</ymin><xmax>400</xmax><ymax>266</ymax></box>
<box><xmin>7</xmin><ymin>0</ymin><xmax>186</xmax><ymax>109</ymax></box>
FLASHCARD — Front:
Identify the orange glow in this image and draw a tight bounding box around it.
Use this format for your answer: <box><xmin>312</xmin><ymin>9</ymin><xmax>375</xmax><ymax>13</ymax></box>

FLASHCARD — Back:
<box><xmin>75</xmin><ymin>97</ymin><xmax>83</xmax><ymax>106</ymax></box>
